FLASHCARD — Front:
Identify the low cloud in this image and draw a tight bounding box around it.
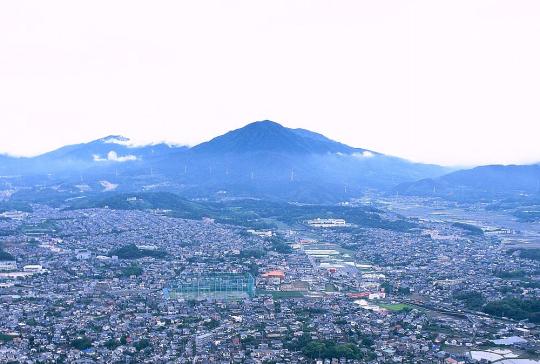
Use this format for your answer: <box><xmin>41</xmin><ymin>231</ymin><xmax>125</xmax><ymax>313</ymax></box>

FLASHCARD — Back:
<box><xmin>102</xmin><ymin>135</ymin><xmax>182</xmax><ymax>149</ymax></box>
<box><xmin>93</xmin><ymin>151</ymin><xmax>138</xmax><ymax>162</ymax></box>
<box><xmin>99</xmin><ymin>180</ymin><xmax>119</xmax><ymax>191</ymax></box>
<box><xmin>352</xmin><ymin>151</ymin><xmax>375</xmax><ymax>159</ymax></box>
<box><xmin>102</xmin><ymin>136</ymin><xmax>131</xmax><ymax>146</ymax></box>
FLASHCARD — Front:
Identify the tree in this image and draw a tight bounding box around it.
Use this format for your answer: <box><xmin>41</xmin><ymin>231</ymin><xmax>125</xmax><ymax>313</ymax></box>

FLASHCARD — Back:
<box><xmin>453</xmin><ymin>291</ymin><xmax>485</xmax><ymax>310</ymax></box>
<box><xmin>120</xmin><ymin>263</ymin><xmax>143</xmax><ymax>277</ymax></box>
<box><xmin>134</xmin><ymin>338</ymin><xmax>151</xmax><ymax>351</ymax></box>
<box><xmin>71</xmin><ymin>337</ymin><xmax>92</xmax><ymax>350</ymax></box>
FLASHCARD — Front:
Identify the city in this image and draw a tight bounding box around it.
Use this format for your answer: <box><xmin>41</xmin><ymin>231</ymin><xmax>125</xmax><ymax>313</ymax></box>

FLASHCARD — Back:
<box><xmin>1</xmin><ymin>1</ymin><xmax>540</xmax><ymax>363</ymax></box>
<box><xmin>0</xmin><ymin>196</ymin><xmax>538</xmax><ymax>363</ymax></box>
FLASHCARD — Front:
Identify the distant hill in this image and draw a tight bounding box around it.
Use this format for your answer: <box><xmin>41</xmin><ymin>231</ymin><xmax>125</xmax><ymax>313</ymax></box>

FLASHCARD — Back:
<box><xmin>395</xmin><ymin>164</ymin><xmax>540</xmax><ymax>201</ymax></box>
<box><xmin>31</xmin><ymin>135</ymin><xmax>187</xmax><ymax>174</ymax></box>
<box><xmin>0</xmin><ymin>154</ymin><xmax>26</xmax><ymax>175</ymax></box>
<box><xmin>0</xmin><ymin>136</ymin><xmax>186</xmax><ymax>177</ymax></box>
<box><xmin>66</xmin><ymin>191</ymin><xmax>210</xmax><ymax>219</ymax></box>
<box><xmin>61</xmin><ymin>191</ymin><xmax>417</xmax><ymax>232</ymax></box>
<box><xmin>38</xmin><ymin>135</ymin><xmax>181</xmax><ymax>162</ymax></box>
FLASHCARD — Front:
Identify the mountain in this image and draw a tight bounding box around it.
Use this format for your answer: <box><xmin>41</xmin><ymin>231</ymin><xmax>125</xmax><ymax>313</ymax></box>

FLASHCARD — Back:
<box><xmin>1</xmin><ymin>136</ymin><xmax>187</xmax><ymax>176</ymax></box>
<box><xmin>35</xmin><ymin>135</ymin><xmax>185</xmax><ymax>166</ymax></box>
<box><xmin>0</xmin><ymin>120</ymin><xmax>450</xmax><ymax>203</ymax></box>
<box><xmin>154</xmin><ymin>121</ymin><xmax>448</xmax><ymax>201</ymax></box>
<box><xmin>395</xmin><ymin>164</ymin><xmax>540</xmax><ymax>201</ymax></box>
<box><xmin>193</xmin><ymin>120</ymin><xmax>363</xmax><ymax>155</ymax></box>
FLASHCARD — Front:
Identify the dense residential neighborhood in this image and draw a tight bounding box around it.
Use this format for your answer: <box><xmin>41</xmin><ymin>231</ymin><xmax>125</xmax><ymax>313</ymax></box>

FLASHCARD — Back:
<box><xmin>0</xmin><ymin>198</ymin><xmax>539</xmax><ymax>363</ymax></box>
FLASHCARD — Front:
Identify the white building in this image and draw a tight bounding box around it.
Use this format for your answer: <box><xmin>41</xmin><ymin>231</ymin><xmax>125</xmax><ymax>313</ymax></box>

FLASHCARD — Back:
<box><xmin>0</xmin><ymin>261</ymin><xmax>17</xmax><ymax>271</ymax></box>
<box><xmin>23</xmin><ymin>265</ymin><xmax>44</xmax><ymax>273</ymax></box>
<box><xmin>0</xmin><ymin>211</ymin><xmax>28</xmax><ymax>220</ymax></box>
<box><xmin>247</xmin><ymin>229</ymin><xmax>274</xmax><ymax>238</ymax></box>
<box><xmin>306</xmin><ymin>218</ymin><xmax>347</xmax><ymax>228</ymax></box>
<box><xmin>136</xmin><ymin>245</ymin><xmax>158</xmax><ymax>251</ymax></box>
<box><xmin>368</xmin><ymin>292</ymin><xmax>386</xmax><ymax>300</ymax></box>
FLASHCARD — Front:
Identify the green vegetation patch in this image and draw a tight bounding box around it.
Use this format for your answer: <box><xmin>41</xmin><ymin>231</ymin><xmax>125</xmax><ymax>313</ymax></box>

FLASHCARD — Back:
<box><xmin>516</xmin><ymin>249</ymin><xmax>540</xmax><ymax>261</ymax></box>
<box><xmin>134</xmin><ymin>338</ymin><xmax>151</xmax><ymax>351</ymax></box>
<box><xmin>495</xmin><ymin>270</ymin><xmax>527</xmax><ymax>279</ymax></box>
<box><xmin>286</xmin><ymin>335</ymin><xmax>374</xmax><ymax>360</ymax></box>
<box><xmin>0</xmin><ymin>333</ymin><xmax>17</xmax><ymax>342</ymax></box>
<box><xmin>71</xmin><ymin>336</ymin><xmax>93</xmax><ymax>350</ymax></box>
<box><xmin>325</xmin><ymin>283</ymin><xmax>337</xmax><ymax>292</ymax></box>
<box><xmin>453</xmin><ymin>291</ymin><xmax>486</xmax><ymax>311</ymax></box>
<box><xmin>452</xmin><ymin>222</ymin><xmax>484</xmax><ymax>236</ymax></box>
<box><xmin>0</xmin><ymin>249</ymin><xmax>15</xmax><ymax>261</ymax></box>
<box><xmin>120</xmin><ymin>263</ymin><xmax>143</xmax><ymax>277</ymax></box>
<box><xmin>483</xmin><ymin>298</ymin><xmax>540</xmax><ymax>323</ymax></box>
<box><xmin>378</xmin><ymin>303</ymin><xmax>411</xmax><ymax>312</ymax></box>
<box><xmin>110</xmin><ymin>244</ymin><xmax>166</xmax><ymax>260</ymax></box>
<box><xmin>0</xmin><ymin>201</ymin><xmax>33</xmax><ymax>213</ymax></box>
<box><xmin>258</xmin><ymin>290</ymin><xmax>305</xmax><ymax>299</ymax></box>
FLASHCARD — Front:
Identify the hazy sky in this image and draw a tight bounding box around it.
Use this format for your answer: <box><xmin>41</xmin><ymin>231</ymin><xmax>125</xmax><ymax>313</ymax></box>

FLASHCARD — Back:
<box><xmin>1</xmin><ymin>1</ymin><xmax>539</xmax><ymax>166</ymax></box>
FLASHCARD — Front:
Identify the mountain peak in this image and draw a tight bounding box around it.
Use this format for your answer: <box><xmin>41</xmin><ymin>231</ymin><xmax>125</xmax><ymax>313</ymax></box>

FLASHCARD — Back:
<box><xmin>243</xmin><ymin>120</ymin><xmax>284</xmax><ymax>129</ymax></box>
<box><xmin>192</xmin><ymin>120</ymin><xmax>357</xmax><ymax>155</ymax></box>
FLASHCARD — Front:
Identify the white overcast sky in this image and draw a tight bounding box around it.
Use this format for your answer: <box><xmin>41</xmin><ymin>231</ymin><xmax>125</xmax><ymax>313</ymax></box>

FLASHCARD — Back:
<box><xmin>0</xmin><ymin>1</ymin><xmax>539</xmax><ymax>166</ymax></box>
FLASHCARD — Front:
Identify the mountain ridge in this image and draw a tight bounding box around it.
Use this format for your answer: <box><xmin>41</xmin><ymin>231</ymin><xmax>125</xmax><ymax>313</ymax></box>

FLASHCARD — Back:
<box><xmin>0</xmin><ymin>120</ymin><xmax>450</xmax><ymax>202</ymax></box>
<box><xmin>395</xmin><ymin>163</ymin><xmax>540</xmax><ymax>200</ymax></box>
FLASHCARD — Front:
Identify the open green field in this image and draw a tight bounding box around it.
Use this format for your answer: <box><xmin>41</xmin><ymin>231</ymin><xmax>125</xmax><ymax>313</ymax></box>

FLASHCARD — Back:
<box><xmin>378</xmin><ymin>303</ymin><xmax>411</xmax><ymax>311</ymax></box>
<box><xmin>325</xmin><ymin>283</ymin><xmax>337</xmax><ymax>292</ymax></box>
<box><xmin>258</xmin><ymin>290</ymin><xmax>305</xmax><ymax>299</ymax></box>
